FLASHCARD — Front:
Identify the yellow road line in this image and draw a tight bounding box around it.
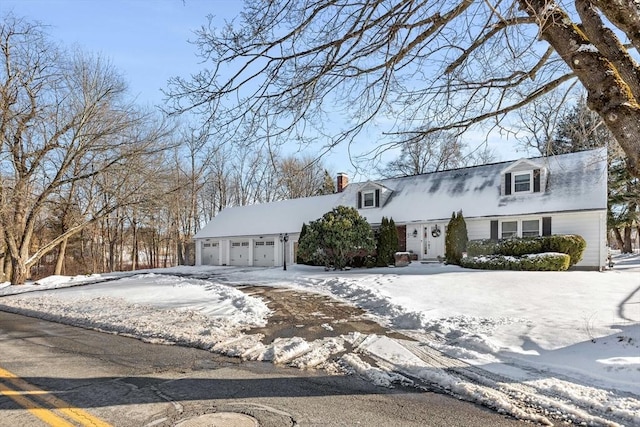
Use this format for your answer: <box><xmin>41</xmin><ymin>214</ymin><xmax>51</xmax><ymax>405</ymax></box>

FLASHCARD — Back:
<box><xmin>0</xmin><ymin>381</ymin><xmax>75</xmax><ymax>427</ymax></box>
<box><xmin>0</xmin><ymin>366</ymin><xmax>112</xmax><ymax>427</ymax></box>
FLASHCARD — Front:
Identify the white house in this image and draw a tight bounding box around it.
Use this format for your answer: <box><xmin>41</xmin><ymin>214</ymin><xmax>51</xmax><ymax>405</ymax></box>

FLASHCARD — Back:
<box><xmin>194</xmin><ymin>148</ymin><xmax>608</xmax><ymax>270</ymax></box>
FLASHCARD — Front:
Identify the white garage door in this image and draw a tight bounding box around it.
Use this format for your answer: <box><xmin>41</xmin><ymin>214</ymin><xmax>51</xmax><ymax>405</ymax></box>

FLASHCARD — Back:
<box><xmin>230</xmin><ymin>241</ymin><xmax>250</xmax><ymax>266</ymax></box>
<box><xmin>201</xmin><ymin>241</ymin><xmax>220</xmax><ymax>265</ymax></box>
<box><xmin>253</xmin><ymin>240</ymin><xmax>275</xmax><ymax>267</ymax></box>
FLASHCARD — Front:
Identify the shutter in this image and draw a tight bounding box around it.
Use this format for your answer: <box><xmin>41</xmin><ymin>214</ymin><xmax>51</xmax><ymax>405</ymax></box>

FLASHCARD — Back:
<box><xmin>542</xmin><ymin>217</ymin><xmax>552</xmax><ymax>236</ymax></box>
<box><xmin>533</xmin><ymin>169</ymin><xmax>541</xmax><ymax>192</ymax></box>
<box><xmin>490</xmin><ymin>220</ymin><xmax>499</xmax><ymax>241</ymax></box>
<box><xmin>375</xmin><ymin>189</ymin><xmax>380</xmax><ymax>207</ymax></box>
<box><xmin>357</xmin><ymin>192</ymin><xmax>362</xmax><ymax>209</ymax></box>
<box><xmin>505</xmin><ymin>173</ymin><xmax>511</xmax><ymax>195</ymax></box>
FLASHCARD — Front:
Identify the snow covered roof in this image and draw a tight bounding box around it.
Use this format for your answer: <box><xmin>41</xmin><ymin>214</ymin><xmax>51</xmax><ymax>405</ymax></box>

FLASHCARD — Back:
<box><xmin>195</xmin><ymin>148</ymin><xmax>607</xmax><ymax>239</ymax></box>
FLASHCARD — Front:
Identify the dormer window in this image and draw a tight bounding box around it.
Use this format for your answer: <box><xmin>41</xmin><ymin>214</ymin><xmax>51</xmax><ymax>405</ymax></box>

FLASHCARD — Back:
<box><xmin>363</xmin><ymin>191</ymin><xmax>375</xmax><ymax>207</ymax></box>
<box><xmin>357</xmin><ymin>188</ymin><xmax>381</xmax><ymax>208</ymax></box>
<box><xmin>504</xmin><ymin>168</ymin><xmax>542</xmax><ymax>195</ymax></box>
<box><xmin>514</xmin><ymin>172</ymin><xmax>531</xmax><ymax>193</ymax></box>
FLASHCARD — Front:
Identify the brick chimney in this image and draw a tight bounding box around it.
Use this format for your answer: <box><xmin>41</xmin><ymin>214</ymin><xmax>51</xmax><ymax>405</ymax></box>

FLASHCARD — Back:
<box><xmin>337</xmin><ymin>173</ymin><xmax>349</xmax><ymax>193</ymax></box>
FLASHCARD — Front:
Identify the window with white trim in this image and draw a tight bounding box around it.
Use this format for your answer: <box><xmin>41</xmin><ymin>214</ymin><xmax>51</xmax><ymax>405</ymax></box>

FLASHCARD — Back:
<box><xmin>514</xmin><ymin>172</ymin><xmax>531</xmax><ymax>193</ymax></box>
<box><xmin>363</xmin><ymin>191</ymin><xmax>375</xmax><ymax>207</ymax></box>
<box><xmin>501</xmin><ymin>221</ymin><xmax>517</xmax><ymax>239</ymax></box>
<box><xmin>522</xmin><ymin>219</ymin><xmax>540</xmax><ymax>237</ymax></box>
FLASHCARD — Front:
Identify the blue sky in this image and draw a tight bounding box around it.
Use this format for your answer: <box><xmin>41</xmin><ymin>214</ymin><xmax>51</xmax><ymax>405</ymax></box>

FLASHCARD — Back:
<box><xmin>1</xmin><ymin>0</ymin><xmax>521</xmax><ymax>177</ymax></box>
<box><xmin>1</xmin><ymin>0</ymin><xmax>239</xmax><ymax>107</ymax></box>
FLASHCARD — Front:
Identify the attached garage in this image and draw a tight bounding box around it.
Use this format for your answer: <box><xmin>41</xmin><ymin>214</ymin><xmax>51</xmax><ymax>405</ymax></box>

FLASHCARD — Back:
<box><xmin>229</xmin><ymin>241</ymin><xmax>250</xmax><ymax>266</ymax></box>
<box><xmin>201</xmin><ymin>241</ymin><xmax>220</xmax><ymax>265</ymax></box>
<box><xmin>253</xmin><ymin>240</ymin><xmax>275</xmax><ymax>267</ymax></box>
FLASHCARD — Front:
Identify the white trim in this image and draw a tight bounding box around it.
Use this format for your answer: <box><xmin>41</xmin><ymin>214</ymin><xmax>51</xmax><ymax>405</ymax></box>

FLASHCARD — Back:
<box><xmin>362</xmin><ymin>190</ymin><xmax>375</xmax><ymax>208</ymax></box>
<box><xmin>513</xmin><ymin>171</ymin><xmax>533</xmax><ymax>193</ymax></box>
<box><xmin>499</xmin><ymin>217</ymin><xmax>542</xmax><ymax>238</ymax></box>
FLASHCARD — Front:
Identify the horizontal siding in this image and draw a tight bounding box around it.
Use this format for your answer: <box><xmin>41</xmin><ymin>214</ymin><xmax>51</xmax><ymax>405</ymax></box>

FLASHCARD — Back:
<box><xmin>464</xmin><ymin>211</ymin><xmax>605</xmax><ymax>269</ymax></box>
<box><xmin>551</xmin><ymin>211</ymin><xmax>605</xmax><ymax>269</ymax></box>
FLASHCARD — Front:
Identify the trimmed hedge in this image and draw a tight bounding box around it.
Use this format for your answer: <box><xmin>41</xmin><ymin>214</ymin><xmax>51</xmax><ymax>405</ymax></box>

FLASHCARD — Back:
<box><xmin>466</xmin><ymin>234</ymin><xmax>586</xmax><ymax>267</ymax></box>
<box><xmin>461</xmin><ymin>252</ymin><xmax>571</xmax><ymax>271</ymax></box>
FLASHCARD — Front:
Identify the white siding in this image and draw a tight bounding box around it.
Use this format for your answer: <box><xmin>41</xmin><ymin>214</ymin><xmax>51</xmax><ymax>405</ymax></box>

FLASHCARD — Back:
<box><xmin>466</xmin><ymin>219</ymin><xmax>489</xmax><ymax>241</ymax></box>
<box><xmin>551</xmin><ymin>211</ymin><xmax>606</xmax><ymax>269</ymax></box>
<box><xmin>464</xmin><ymin>211</ymin><xmax>606</xmax><ymax>269</ymax></box>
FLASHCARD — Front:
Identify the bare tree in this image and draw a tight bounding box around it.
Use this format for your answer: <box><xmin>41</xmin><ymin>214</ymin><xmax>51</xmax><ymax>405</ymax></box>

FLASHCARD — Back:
<box><xmin>378</xmin><ymin>131</ymin><xmax>465</xmax><ymax>177</ymax></box>
<box><xmin>166</xmin><ymin>0</ymin><xmax>640</xmax><ymax>177</ymax></box>
<box><xmin>0</xmin><ymin>16</ymin><xmax>172</xmax><ymax>284</ymax></box>
<box><xmin>276</xmin><ymin>155</ymin><xmax>331</xmax><ymax>198</ymax></box>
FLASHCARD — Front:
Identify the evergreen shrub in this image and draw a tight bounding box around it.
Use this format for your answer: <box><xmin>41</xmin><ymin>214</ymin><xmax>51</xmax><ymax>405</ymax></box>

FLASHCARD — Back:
<box><xmin>460</xmin><ymin>253</ymin><xmax>570</xmax><ymax>271</ymax></box>
<box><xmin>445</xmin><ymin>210</ymin><xmax>468</xmax><ymax>265</ymax></box>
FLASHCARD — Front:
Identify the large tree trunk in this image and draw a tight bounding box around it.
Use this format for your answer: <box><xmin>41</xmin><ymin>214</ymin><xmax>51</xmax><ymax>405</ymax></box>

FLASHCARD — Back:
<box><xmin>520</xmin><ymin>0</ymin><xmax>640</xmax><ymax>177</ymax></box>
<box><xmin>11</xmin><ymin>257</ymin><xmax>29</xmax><ymax>285</ymax></box>
<box><xmin>54</xmin><ymin>239</ymin><xmax>68</xmax><ymax>275</ymax></box>
<box><xmin>623</xmin><ymin>226</ymin><xmax>633</xmax><ymax>253</ymax></box>
<box><xmin>612</xmin><ymin>227</ymin><xmax>625</xmax><ymax>250</ymax></box>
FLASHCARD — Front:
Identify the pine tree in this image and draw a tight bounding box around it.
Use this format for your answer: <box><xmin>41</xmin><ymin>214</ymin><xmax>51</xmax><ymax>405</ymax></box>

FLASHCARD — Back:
<box><xmin>445</xmin><ymin>211</ymin><xmax>468</xmax><ymax>265</ymax></box>
<box><xmin>317</xmin><ymin>170</ymin><xmax>336</xmax><ymax>195</ymax></box>
<box><xmin>376</xmin><ymin>217</ymin><xmax>399</xmax><ymax>266</ymax></box>
<box><xmin>297</xmin><ymin>223</ymin><xmax>308</xmax><ymax>264</ymax></box>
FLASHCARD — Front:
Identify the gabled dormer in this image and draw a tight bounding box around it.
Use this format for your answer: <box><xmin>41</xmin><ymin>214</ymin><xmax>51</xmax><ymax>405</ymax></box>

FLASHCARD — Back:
<box><xmin>500</xmin><ymin>158</ymin><xmax>547</xmax><ymax>196</ymax></box>
<box><xmin>356</xmin><ymin>181</ymin><xmax>392</xmax><ymax>209</ymax></box>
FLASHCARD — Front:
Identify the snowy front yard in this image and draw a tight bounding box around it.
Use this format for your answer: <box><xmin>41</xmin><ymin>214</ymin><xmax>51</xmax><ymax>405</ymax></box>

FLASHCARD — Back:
<box><xmin>1</xmin><ymin>254</ymin><xmax>639</xmax><ymax>426</ymax></box>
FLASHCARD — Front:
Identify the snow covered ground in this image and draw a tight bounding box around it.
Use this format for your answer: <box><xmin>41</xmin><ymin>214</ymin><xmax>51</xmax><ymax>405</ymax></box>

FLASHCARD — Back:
<box><xmin>1</xmin><ymin>254</ymin><xmax>639</xmax><ymax>426</ymax></box>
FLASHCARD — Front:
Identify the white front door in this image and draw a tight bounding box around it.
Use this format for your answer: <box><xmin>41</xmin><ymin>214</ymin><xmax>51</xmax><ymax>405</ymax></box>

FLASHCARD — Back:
<box><xmin>423</xmin><ymin>223</ymin><xmax>445</xmax><ymax>260</ymax></box>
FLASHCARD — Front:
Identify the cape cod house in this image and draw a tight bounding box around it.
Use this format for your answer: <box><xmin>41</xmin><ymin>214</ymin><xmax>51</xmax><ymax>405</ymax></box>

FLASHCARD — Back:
<box><xmin>194</xmin><ymin>148</ymin><xmax>608</xmax><ymax>270</ymax></box>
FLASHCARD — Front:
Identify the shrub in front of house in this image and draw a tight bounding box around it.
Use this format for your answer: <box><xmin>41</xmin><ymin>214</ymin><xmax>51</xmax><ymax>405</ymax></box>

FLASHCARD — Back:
<box><xmin>297</xmin><ymin>206</ymin><xmax>376</xmax><ymax>269</ymax></box>
<box><xmin>375</xmin><ymin>216</ymin><xmax>399</xmax><ymax>267</ymax></box>
<box><xmin>498</xmin><ymin>237</ymin><xmax>545</xmax><ymax>256</ymax></box>
<box><xmin>542</xmin><ymin>234</ymin><xmax>586</xmax><ymax>267</ymax></box>
<box><xmin>466</xmin><ymin>239</ymin><xmax>499</xmax><ymax>256</ymax></box>
<box><xmin>466</xmin><ymin>234</ymin><xmax>586</xmax><ymax>267</ymax></box>
<box><xmin>445</xmin><ymin>210</ymin><xmax>468</xmax><ymax>265</ymax></box>
<box><xmin>461</xmin><ymin>252</ymin><xmax>570</xmax><ymax>271</ymax></box>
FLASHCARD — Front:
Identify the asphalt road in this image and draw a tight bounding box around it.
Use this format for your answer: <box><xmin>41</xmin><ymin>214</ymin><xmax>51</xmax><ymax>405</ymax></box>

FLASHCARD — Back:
<box><xmin>0</xmin><ymin>310</ymin><xmax>526</xmax><ymax>427</ymax></box>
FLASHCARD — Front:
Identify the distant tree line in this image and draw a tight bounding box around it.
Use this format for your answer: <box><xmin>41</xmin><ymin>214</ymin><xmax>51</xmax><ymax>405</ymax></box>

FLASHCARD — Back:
<box><xmin>0</xmin><ymin>15</ymin><xmax>336</xmax><ymax>284</ymax></box>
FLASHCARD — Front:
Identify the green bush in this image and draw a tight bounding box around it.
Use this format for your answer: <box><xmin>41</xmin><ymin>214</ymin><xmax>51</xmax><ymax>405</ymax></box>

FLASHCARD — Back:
<box><xmin>499</xmin><ymin>237</ymin><xmax>545</xmax><ymax>256</ymax></box>
<box><xmin>297</xmin><ymin>206</ymin><xmax>375</xmax><ymax>269</ymax></box>
<box><xmin>466</xmin><ymin>239</ymin><xmax>499</xmax><ymax>256</ymax></box>
<box><xmin>376</xmin><ymin>217</ymin><xmax>399</xmax><ymax>267</ymax></box>
<box><xmin>542</xmin><ymin>235</ymin><xmax>586</xmax><ymax>266</ymax></box>
<box><xmin>445</xmin><ymin>210</ymin><xmax>468</xmax><ymax>265</ymax></box>
<box><xmin>466</xmin><ymin>234</ymin><xmax>586</xmax><ymax>267</ymax></box>
<box><xmin>461</xmin><ymin>253</ymin><xmax>570</xmax><ymax>271</ymax></box>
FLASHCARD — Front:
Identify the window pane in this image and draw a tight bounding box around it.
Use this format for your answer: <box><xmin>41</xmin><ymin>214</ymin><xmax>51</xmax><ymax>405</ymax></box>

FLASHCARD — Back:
<box><xmin>364</xmin><ymin>191</ymin><xmax>374</xmax><ymax>207</ymax></box>
<box><xmin>522</xmin><ymin>220</ymin><xmax>540</xmax><ymax>237</ymax></box>
<box><xmin>514</xmin><ymin>174</ymin><xmax>530</xmax><ymax>192</ymax></box>
<box><xmin>501</xmin><ymin>221</ymin><xmax>517</xmax><ymax>239</ymax></box>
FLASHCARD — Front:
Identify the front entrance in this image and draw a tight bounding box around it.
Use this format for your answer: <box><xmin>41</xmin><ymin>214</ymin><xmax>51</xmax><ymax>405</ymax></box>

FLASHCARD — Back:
<box><xmin>423</xmin><ymin>223</ymin><xmax>445</xmax><ymax>260</ymax></box>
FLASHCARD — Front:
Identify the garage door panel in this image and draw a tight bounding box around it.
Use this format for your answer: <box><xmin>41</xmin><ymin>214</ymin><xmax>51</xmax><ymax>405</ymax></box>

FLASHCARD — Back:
<box><xmin>254</xmin><ymin>240</ymin><xmax>274</xmax><ymax>267</ymax></box>
<box><xmin>230</xmin><ymin>241</ymin><xmax>249</xmax><ymax>266</ymax></box>
<box><xmin>202</xmin><ymin>242</ymin><xmax>219</xmax><ymax>265</ymax></box>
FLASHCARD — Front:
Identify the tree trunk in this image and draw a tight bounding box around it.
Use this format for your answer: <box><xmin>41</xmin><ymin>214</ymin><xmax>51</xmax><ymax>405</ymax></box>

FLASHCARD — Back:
<box><xmin>54</xmin><ymin>238</ymin><xmax>68</xmax><ymax>275</ymax></box>
<box><xmin>11</xmin><ymin>258</ymin><xmax>29</xmax><ymax>285</ymax></box>
<box><xmin>612</xmin><ymin>227</ymin><xmax>625</xmax><ymax>250</ymax></box>
<box><xmin>623</xmin><ymin>226</ymin><xmax>633</xmax><ymax>253</ymax></box>
<box><xmin>519</xmin><ymin>0</ymin><xmax>640</xmax><ymax>177</ymax></box>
